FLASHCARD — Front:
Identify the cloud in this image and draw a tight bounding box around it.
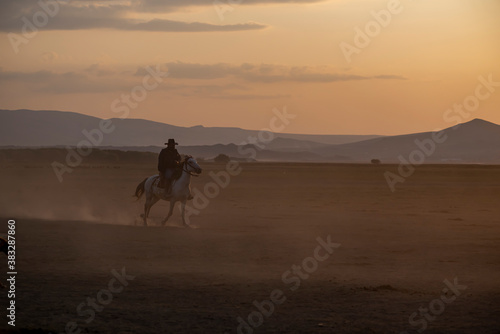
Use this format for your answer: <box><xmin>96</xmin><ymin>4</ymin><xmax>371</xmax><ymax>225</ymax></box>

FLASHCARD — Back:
<box><xmin>0</xmin><ymin>67</ymin><xmax>249</xmax><ymax>95</ymax></box>
<box><xmin>121</xmin><ymin>20</ymin><xmax>265</xmax><ymax>32</ymax></box>
<box><xmin>207</xmin><ymin>93</ymin><xmax>291</xmax><ymax>100</ymax></box>
<box><xmin>132</xmin><ymin>0</ymin><xmax>327</xmax><ymax>12</ymax></box>
<box><xmin>0</xmin><ymin>62</ymin><xmax>406</xmax><ymax>97</ymax></box>
<box><xmin>162</xmin><ymin>62</ymin><xmax>407</xmax><ymax>83</ymax></box>
<box><xmin>0</xmin><ymin>0</ymin><xmax>267</xmax><ymax>32</ymax></box>
<box><xmin>84</xmin><ymin>64</ymin><xmax>116</xmax><ymax>77</ymax></box>
<box><xmin>0</xmin><ymin>68</ymin><xmax>65</xmax><ymax>82</ymax></box>
<box><xmin>0</xmin><ymin>68</ymin><xmax>124</xmax><ymax>94</ymax></box>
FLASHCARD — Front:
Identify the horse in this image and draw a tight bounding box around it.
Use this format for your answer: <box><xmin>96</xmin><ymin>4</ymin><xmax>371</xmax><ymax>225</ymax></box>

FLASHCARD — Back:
<box><xmin>134</xmin><ymin>156</ymin><xmax>202</xmax><ymax>227</ymax></box>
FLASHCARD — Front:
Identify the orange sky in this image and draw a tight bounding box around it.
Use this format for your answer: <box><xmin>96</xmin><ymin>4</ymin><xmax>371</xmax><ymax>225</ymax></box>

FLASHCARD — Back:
<box><xmin>0</xmin><ymin>0</ymin><xmax>499</xmax><ymax>135</ymax></box>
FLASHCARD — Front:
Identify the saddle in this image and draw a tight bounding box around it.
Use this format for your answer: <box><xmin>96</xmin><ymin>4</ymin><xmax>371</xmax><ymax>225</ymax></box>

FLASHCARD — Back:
<box><xmin>152</xmin><ymin>165</ymin><xmax>194</xmax><ymax>201</ymax></box>
<box><xmin>153</xmin><ymin>168</ymin><xmax>183</xmax><ymax>196</ymax></box>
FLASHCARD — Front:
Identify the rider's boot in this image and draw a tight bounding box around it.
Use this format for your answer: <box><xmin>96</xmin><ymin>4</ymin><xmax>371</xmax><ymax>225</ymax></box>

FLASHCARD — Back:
<box><xmin>158</xmin><ymin>173</ymin><xmax>165</xmax><ymax>188</ymax></box>
<box><xmin>165</xmin><ymin>178</ymin><xmax>173</xmax><ymax>195</ymax></box>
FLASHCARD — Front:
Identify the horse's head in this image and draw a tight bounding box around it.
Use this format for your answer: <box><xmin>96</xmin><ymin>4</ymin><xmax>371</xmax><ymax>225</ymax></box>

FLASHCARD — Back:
<box><xmin>184</xmin><ymin>156</ymin><xmax>202</xmax><ymax>175</ymax></box>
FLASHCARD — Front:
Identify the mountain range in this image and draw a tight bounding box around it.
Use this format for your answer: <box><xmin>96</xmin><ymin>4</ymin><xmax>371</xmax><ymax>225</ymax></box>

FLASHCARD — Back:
<box><xmin>0</xmin><ymin>109</ymin><xmax>378</xmax><ymax>147</ymax></box>
<box><xmin>1</xmin><ymin>109</ymin><xmax>499</xmax><ymax>163</ymax></box>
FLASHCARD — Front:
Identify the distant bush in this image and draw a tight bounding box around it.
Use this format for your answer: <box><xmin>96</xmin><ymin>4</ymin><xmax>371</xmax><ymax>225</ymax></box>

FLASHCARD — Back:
<box><xmin>214</xmin><ymin>154</ymin><xmax>230</xmax><ymax>163</ymax></box>
<box><xmin>371</xmin><ymin>159</ymin><xmax>381</xmax><ymax>164</ymax></box>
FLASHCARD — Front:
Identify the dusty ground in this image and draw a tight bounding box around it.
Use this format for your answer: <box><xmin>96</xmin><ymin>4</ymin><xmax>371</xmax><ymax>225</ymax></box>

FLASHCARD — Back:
<box><xmin>0</xmin><ymin>161</ymin><xmax>499</xmax><ymax>333</ymax></box>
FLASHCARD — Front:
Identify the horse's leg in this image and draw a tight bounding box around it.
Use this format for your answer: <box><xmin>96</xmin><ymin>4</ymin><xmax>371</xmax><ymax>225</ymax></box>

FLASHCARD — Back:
<box><xmin>143</xmin><ymin>200</ymin><xmax>150</xmax><ymax>227</ymax></box>
<box><xmin>144</xmin><ymin>195</ymin><xmax>159</xmax><ymax>227</ymax></box>
<box><xmin>180</xmin><ymin>199</ymin><xmax>190</xmax><ymax>228</ymax></box>
<box><xmin>161</xmin><ymin>200</ymin><xmax>176</xmax><ymax>226</ymax></box>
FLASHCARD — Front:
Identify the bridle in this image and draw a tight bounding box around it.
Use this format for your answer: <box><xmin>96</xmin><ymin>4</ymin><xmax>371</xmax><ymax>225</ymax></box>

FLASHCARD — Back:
<box><xmin>182</xmin><ymin>158</ymin><xmax>200</xmax><ymax>177</ymax></box>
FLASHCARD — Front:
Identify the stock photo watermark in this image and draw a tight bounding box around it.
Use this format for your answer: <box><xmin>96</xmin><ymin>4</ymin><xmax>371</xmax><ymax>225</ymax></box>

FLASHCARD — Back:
<box><xmin>51</xmin><ymin>64</ymin><xmax>168</xmax><ymax>183</ymax></box>
<box><xmin>339</xmin><ymin>0</ymin><xmax>418</xmax><ymax>64</ymax></box>
<box><xmin>401</xmin><ymin>277</ymin><xmax>467</xmax><ymax>334</ymax></box>
<box><xmin>5</xmin><ymin>220</ymin><xmax>17</xmax><ymax>327</ymax></box>
<box><xmin>230</xmin><ymin>235</ymin><xmax>340</xmax><ymax>334</ymax></box>
<box><xmin>213</xmin><ymin>0</ymin><xmax>243</xmax><ymax>21</ymax></box>
<box><xmin>385</xmin><ymin>73</ymin><xmax>500</xmax><ymax>192</ymax></box>
<box><xmin>183</xmin><ymin>106</ymin><xmax>296</xmax><ymax>224</ymax></box>
<box><xmin>51</xmin><ymin>267</ymin><xmax>135</xmax><ymax>334</ymax></box>
<box><xmin>7</xmin><ymin>0</ymin><xmax>65</xmax><ymax>54</ymax></box>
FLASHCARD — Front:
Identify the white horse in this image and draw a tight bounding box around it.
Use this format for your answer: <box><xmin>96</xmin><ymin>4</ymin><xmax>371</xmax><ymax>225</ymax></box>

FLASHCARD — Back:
<box><xmin>134</xmin><ymin>156</ymin><xmax>202</xmax><ymax>227</ymax></box>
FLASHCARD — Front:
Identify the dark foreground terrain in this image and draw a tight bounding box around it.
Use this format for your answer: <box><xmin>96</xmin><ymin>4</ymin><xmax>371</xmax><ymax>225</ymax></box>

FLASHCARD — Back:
<box><xmin>0</xmin><ymin>161</ymin><xmax>499</xmax><ymax>333</ymax></box>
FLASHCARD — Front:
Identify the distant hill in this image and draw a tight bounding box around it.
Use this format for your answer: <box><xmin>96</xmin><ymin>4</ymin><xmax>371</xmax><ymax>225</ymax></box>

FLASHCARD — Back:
<box><xmin>104</xmin><ymin>119</ymin><xmax>500</xmax><ymax>163</ymax></box>
<box><xmin>318</xmin><ymin>119</ymin><xmax>500</xmax><ymax>163</ymax></box>
<box><xmin>1</xmin><ymin>109</ymin><xmax>499</xmax><ymax>164</ymax></box>
<box><xmin>0</xmin><ymin>109</ymin><xmax>380</xmax><ymax>147</ymax></box>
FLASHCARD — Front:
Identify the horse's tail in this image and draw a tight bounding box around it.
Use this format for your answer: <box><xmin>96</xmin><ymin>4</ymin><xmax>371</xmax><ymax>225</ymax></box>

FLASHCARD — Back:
<box><xmin>134</xmin><ymin>177</ymin><xmax>148</xmax><ymax>200</ymax></box>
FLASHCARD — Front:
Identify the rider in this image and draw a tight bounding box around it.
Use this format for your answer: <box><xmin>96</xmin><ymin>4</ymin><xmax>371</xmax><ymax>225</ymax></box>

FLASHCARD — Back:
<box><xmin>158</xmin><ymin>138</ymin><xmax>181</xmax><ymax>193</ymax></box>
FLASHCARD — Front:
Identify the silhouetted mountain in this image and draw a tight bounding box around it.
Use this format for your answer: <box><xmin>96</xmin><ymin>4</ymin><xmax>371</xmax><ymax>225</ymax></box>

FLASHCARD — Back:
<box><xmin>318</xmin><ymin>118</ymin><xmax>500</xmax><ymax>163</ymax></box>
<box><xmin>1</xmin><ymin>109</ymin><xmax>499</xmax><ymax>163</ymax></box>
<box><xmin>0</xmin><ymin>109</ymin><xmax>379</xmax><ymax>147</ymax></box>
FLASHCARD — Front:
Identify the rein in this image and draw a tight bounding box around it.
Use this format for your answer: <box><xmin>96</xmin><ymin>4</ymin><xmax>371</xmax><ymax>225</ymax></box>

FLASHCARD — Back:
<box><xmin>182</xmin><ymin>160</ymin><xmax>200</xmax><ymax>177</ymax></box>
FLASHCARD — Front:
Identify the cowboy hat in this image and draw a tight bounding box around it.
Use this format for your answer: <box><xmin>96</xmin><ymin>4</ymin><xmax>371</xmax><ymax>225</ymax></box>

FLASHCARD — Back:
<box><xmin>165</xmin><ymin>138</ymin><xmax>179</xmax><ymax>146</ymax></box>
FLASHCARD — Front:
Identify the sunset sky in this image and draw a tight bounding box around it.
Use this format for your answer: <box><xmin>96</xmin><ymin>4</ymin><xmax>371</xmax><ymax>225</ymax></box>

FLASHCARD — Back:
<box><xmin>1</xmin><ymin>0</ymin><xmax>499</xmax><ymax>135</ymax></box>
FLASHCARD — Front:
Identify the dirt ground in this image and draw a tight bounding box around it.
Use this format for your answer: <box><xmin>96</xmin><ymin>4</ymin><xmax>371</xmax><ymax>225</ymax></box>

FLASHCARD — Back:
<box><xmin>0</xmin><ymin>161</ymin><xmax>499</xmax><ymax>333</ymax></box>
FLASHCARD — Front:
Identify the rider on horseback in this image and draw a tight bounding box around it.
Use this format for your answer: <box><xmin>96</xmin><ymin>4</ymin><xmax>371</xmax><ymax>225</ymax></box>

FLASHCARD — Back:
<box><xmin>158</xmin><ymin>138</ymin><xmax>181</xmax><ymax>193</ymax></box>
